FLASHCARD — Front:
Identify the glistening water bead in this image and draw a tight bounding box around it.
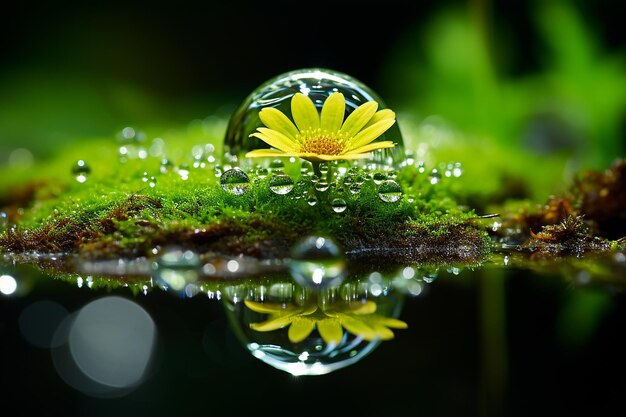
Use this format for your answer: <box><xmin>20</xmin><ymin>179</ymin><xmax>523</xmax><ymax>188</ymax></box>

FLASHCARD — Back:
<box><xmin>220</xmin><ymin>168</ymin><xmax>251</xmax><ymax>195</ymax></box>
<box><xmin>269</xmin><ymin>174</ymin><xmax>295</xmax><ymax>195</ymax></box>
<box><xmin>378</xmin><ymin>180</ymin><xmax>403</xmax><ymax>203</ymax></box>
<box><xmin>222</xmin><ymin>68</ymin><xmax>405</xmax><ymax>170</ymax></box>
<box><xmin>71</xmin><ymin>160</ymin><xmax>91</xmax><ymax>183</ymax></box>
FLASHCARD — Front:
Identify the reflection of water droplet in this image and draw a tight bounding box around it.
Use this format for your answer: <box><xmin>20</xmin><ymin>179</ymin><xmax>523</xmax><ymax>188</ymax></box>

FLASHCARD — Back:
<box><xmin>151</xmin><ymin>248</ymin><xmax>201</xmax><ymax>297</ymax></box>
<box><xmin>269</xmin><ymin>174</ymin><xmax>295</xmax><ymax>195</ymax></box>
<box><xmin>289</xmin><ymin>236</ymin><xmax>346</xmax><ymax>289</ymax></box>
<box><xmin>378</xmin><ymin>180</ymin><xmax>403</xmax><ymax>203</ymax></box>
<box><xmin>220</xmin><ymin>168</ymin><xmax>251</xmax><ymax>195</ymax></box>
<box><xmin>331</xmin><ymin>198</ymin><xmax>347</xmax><ymax>213</ymax></box>
<box><xmin>222</xmin><ymin>68</ymin><xmax>405</xmax><ymax>170</ymax></box>
<box><xmin>71</xmin><ymin>160</ymin><xmax>91</xmax><ymax>183</ymax></box>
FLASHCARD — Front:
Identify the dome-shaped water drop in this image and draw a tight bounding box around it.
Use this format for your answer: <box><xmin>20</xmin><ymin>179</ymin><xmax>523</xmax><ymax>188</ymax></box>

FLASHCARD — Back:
<box><xmin>223</xmin><ymin>68</ymin><xmax>404</xmax><ymax>171</ymax></box>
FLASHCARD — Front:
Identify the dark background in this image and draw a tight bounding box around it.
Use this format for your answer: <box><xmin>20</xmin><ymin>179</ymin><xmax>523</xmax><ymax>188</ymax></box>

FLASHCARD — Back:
<box><xmin>2</xmin><ymin>0</ymin><xmax>623</xmax><ymax>123</ymax></box>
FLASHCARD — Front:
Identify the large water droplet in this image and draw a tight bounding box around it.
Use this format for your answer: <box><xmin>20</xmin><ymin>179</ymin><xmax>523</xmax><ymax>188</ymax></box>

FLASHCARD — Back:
<box><xmin>71</xmin><ymin>160</ymin><xmax>91</xmax><ymax>183</ymax></box>
<box><xmin>220</xmin><ymin>168</ymin><xmax>251</xmax><ymax>195</ymax></box>
<box><xmin>223</xmin><ymin>68</ymin><xmax>404</xmax><ymax>170</ymax></box>
<box><xmin>378</xmin><ymin>180</ymin><xmax>403</xmax><ymax>203</ymax></box>
<box><xmin>269</xmin><ymin>174</ymin><xmax>295</xmax><ymax>195</ymax></box>
<box><xmin>151</xmin><ymin>247</ymin><xmax>201</xmax><ymax>297</ymax></box>
<box><xmin>288</xmin><ymin>236</ymin><xmax>346</xmax><ymax>289</ymax></box>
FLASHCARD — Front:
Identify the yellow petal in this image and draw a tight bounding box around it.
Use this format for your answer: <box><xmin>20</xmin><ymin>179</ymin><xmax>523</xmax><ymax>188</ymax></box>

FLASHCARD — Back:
<box><xmin>245</xmin><ymin>149</ymin><xmax>288</xmax><ymax>158</ymax></box>
<box><xmin>258</xmin><ymin>107</ymin><xmax>300</xmax><ymax>140</ymax></box>
<box><xmin>364</xmin><ymin>109</ymin><xmax>395</xmax><ymax>128</ymax></box>
<box><xmin>317</xmin><ymin>319</ymin><xmax>344</xmax><ymax>345</ymax></box>
<box><xmin>320</xmin><ymin>92</ymin><xmax>346</xmax><ymax>133</ymax></box>
<box><xmin>340</xmin><ymin>316</ymin><xmax>377</xmax><ymax>340</ymax></box>
<box><xmin>350</xmin><ymin>300</ymin><xmax>377</xmax><ymax>315</ymax></box>
<box><xmin>291</xmin><ymin>93</ymin><xmax>319</xmax><ymax>131</ymax></box>
<box><xmin>371</xmin><ymin>323</ymin><xmax>395</xmax><ymax>340</ymax></box>
<box><xmin>346</xmin><ymin>141</ymin><xmax>395</xmax><ymax>155</ymax></box>
<box><xmin>288</xmin><ymin>318</ymin><xmax>315</xmax><ymax>343</ymax></box>
<box><xmin>381</xmin><ymin>318</ymin><xmax>409</xmax><ymax>329</ymax></box>
<box><xmin>244</xmin><ymin>299</ymin><xmax>300</xmax><ymax>314</ymax></box>
<box><xmin>345</xmin><ymin>118</ymin><xmax>396</xmax><ymax>151</ymax></box>
<box><xmin>250</xmin><ymin>315</ymin><xmax>295</xmax><ymax>332</ymax></box>
<box><xmin>254</xmin><ymin>128</ymin><xmax>298</xmax><ymax>151</ymax></box>
<box><xmin>340</xmin><ymin>101</ymin><xmax>378</xmax><ymax>138</ymax></box>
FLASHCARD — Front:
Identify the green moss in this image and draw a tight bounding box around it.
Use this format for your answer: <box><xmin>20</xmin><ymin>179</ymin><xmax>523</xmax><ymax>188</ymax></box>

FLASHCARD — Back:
<box><xmin>0</xmin><ymin>117</ymin><xmax>493</xmax><ymax>269</ymax></box>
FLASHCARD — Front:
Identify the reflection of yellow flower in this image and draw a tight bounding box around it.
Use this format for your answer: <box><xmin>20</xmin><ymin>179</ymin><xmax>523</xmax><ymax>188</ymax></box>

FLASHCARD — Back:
<box><xmin>245</xmin><ymin>92</ymin><xmax>396</xmax><ymax>163</ymax></box>
<box><xmin>244</xmin><ymin>299</ymin><xmax>407</xmax><ymax>344</ymax></box>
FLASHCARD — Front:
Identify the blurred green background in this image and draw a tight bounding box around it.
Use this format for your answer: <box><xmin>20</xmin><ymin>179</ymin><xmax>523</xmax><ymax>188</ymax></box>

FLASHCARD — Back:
<box><xmin>1</xmin><ymin>0</ymin><xmax>624</xmax><ymax>184</ymax></box>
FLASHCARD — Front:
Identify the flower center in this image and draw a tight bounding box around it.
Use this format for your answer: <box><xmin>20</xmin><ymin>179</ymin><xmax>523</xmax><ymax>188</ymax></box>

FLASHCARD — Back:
<box><xmin>298</xmin><ymin>129</ymin><xmax>347</xmax><ymax>155</ymax></box>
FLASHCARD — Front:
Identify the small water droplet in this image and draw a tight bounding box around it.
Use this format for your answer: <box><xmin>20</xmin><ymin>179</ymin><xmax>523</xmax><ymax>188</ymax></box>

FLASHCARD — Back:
<box><xmin>319</xmin><ymin>163</ymin><xmax>329</xmax><ymax>175</ymax></box>
<box><xmin>372</xmin><ymin>172</ymin><xmax>386</xmax><ymax>185</ymax></box>
<box><xmin>178</xmin><ymin>163</ymin><xmax>190</xmax><ymax>180</ymax></box>
<box><xmin>71</xmin><ymin>160</ymin><xmax>91</xmax><ymax>183</ymax></box>
<box><xmin>255</xmin><ymin>167</ymin><xmax>269</xmax><ymax>179</ymax></box>
<box><xmin>314</xmin><ymin>181</ymin><xmax>330</xmax><ymax>192</ymax></box>
<box><xmin>269</xmin><ymin>159</ymin><xmax>285</xmax><ymax>173</ymax></box>
<box><xmin>160</xmin><ymin>158</ymin><xmax>174</xmax><ymax>174</ymax></box>
<box><xmin>269</xmin><ymin>174</ymin><xmax>295</xmax><ymax>195</ymax></box>
<box><xmin>331</xmin><ymin>198</ymin><xmax>347</xmax><ymax>213</ymax></box>
<box><xmin>0</xmin><ymin>211</ymin><xmax>7</xmax><ymax>231</ymax></box>
<box><xmin>349</xmin><ymin>183</ymin><xmax>361</xmax><ymax>194</ymax></box>
<box><xmin>220</xmin><ymin>168</ymin><xmax>251</xmax><ymax>195</ymax></box>
<box><xmin>288</xmin><ymin>236</ymin><xmax>346</xmax><ymax>288</ymax></box>
<box><xmin>307</xmin><ymin>196</ymin><xmax>318</xmax><ymax>206</ymax></box>
<box><xmin>416</xmin><ymin>161</ymin><xmax>426</xmax><ymax>174</ymax></box>
<box><xmin>429</xmin><ymin>169</ymin><xmax>441</xmax><ymax>184</ymax></box>
<box><xmin>378</xmin><ymin>180</ymin><xmax>403</xmax><ymax>203</ymax></box>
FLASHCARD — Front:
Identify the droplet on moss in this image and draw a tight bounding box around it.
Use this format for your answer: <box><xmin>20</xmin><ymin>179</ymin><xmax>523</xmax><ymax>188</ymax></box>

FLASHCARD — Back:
<box><xmin>223</xmin><ymin>68</ymin><xmax>405</xmax><ymax>170</ymax></box>
<box><xmin>220</xmin><ymin>168</ymin><xmax>251</xmax><ymax>195</ymax></box>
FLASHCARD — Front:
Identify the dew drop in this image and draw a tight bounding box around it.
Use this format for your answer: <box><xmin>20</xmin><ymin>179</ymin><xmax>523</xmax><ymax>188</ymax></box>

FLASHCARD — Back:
<box><xmin>160</xmin><ymin>158</ymin><xmax>174</xmax><ymax>174</ymax></box>
<box><xmin>307</xmin><ymin>197</ymin><xmax>318</xmax><ymax>206</ymax></box>
<box><xmin>71</xmin><ymin>160</ymin><xmax>91</xmax><ymax>183</ymax></box>
<box><xmin>372</xmin><ymin>172</ymin><xmax>387</xmax><ymax>185</ymax></box>
<box><xmin>349</xmin><ymin>183</ymin><xmax>362</xmax><ymax>194</ymax></box>
<box><xmin>269</xmin><ymin>174</ymin><xmax>295</xmax><ymax>195</ymax></box>
<box><xmin>255</xmin><ymin>167</ymin><xmax>269</xmax><ymax>179</ymax></box>
<box><xmin>378</xmin><ymin>180</ymin><xmax>403</xmax><ymax>203</ymax></box>
<box><xmin>314</xmin><ymin>181</ymin><xmax>330</xmax><ymax>192</ymax></box>
<box><xmin>319</xmin><ymin>162</ymin><xmax>329</xmax><ymax>175</ymax></box>
<box><xmin>429</xmin><ymin>169</ymin><xmax>442</xmax><ymax>184</ymax></box>
<box><xmin>331</xmin><ymin>198</ymin><xmax>347</xmax><ymax>213</ymax></box>
<box><xmin>269</xmin><ymin>159</ymin><xmax>285</xmax><ymax>173</ymax></box>
<box><xmin>288</xmin><ymin>236</ymin><xmax>346</xmax><ymax>289</ymax></box>
<box><xmin>220</xmin><ymin>168</ymin><xmax>251</xmax><ymax>195</ymax></box>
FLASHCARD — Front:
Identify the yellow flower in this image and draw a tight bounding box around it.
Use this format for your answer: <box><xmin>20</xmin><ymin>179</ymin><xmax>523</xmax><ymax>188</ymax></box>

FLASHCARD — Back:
<box><xmin>245</xmin><ymin>92</ymin><xmax>397</xmax><ymax>163</ymax></box>
<box><xmin>244</xmin><ymin>299</ymin><xmax>408</xmax><ymax>344</ymax></box>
